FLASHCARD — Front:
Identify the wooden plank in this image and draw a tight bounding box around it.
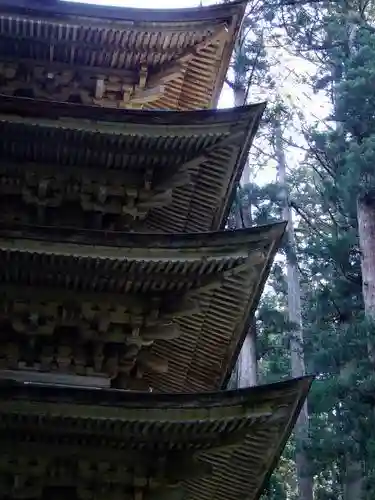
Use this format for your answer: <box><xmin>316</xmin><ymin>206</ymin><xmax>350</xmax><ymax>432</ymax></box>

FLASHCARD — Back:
<box><xmin>0</xmin><ymin>111</ymin><xmax>249</xmax><ymax>137</ymax></box>
<box><xmin>0</xmin><ymin>223</ymin><xmax>283</xmax><ymax>252</ymax></box>
<box><xmin>0</xmin><ymin>370</ymin><xmax>110</xmax><ymax>388</ymax></box>
<box><xmin>0</xmin><ymin>94</ymin><xmax>263</xmax><ymax>127</ymax></box>
<box><xmin>0</xmin><ymin>55</ymin><xmax>138</xmax><ymax>81</ymax></box>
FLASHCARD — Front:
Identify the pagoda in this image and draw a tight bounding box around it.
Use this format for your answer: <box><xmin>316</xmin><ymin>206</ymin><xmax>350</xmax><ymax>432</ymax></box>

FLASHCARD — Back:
<box><xmin>0</xmin><ymin>1</ymin><xmax>312</xmax><ymax>500</ymax></box>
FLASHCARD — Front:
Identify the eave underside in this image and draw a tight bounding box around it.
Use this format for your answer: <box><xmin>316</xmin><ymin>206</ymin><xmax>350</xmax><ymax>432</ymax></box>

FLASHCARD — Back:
<box><xmin>0</xmin><ymin>97</ymin><xmax>265</xmax><ymax>233</ymax></box>
<box><xmin>0</xmin><ymin>376</ymin><xmax>312</xmax><ymax>500</ymax></box>
<box><xmin>0</xmin><ymin>0</ymin><xmax>247</xmax><ymax>110</ymax></box>
<box><xmin>0</xmin><ymin>224</ymin><xmax>285</xmax><ymax>392</ymax></box>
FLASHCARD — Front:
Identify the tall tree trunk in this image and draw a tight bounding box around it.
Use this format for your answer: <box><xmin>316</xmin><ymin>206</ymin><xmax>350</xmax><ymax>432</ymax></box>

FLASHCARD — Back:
<box><xmin>235</xmin><ymin>181</ymin><xmax>258</xmax><ymax>388</ymax></box>
<box><xmin>229</xmin><ymin>30</ymin><xmax>257</xmax><ymax>389</ymax></box>
<box><xmin>332</xmin><ymin>18</ymin><xmax>364</xmax><ymax>496</ymax></box>
<box><xmin>275</xmin><ymin>121</ymin><xmax>314</xmax><ymax>500</ymax></box>
<box><xmin>343</xmin><ymin>460</ymin><xmax>363</xmax><ymax>500</ymax></box>
<box><xmin>358</xmin><ymin>195</ymin><xmax>375</xmax><ymax>326</ymax></box>
<box><xmin>236</xmin><ymin>324</ymin><xmax>258</xmax><ymax>387</ymax></box>
<box><xmin>339</xmin><ymin>338</ymin><xmax>363</xmax><ymax>500</ymax></box>
<box><xmin>355</xmin><ymin>194</ymin><xmax>375</xmax><ymax>500</ymax></box>
<box><xmin>234</xmin><ymin>84</ymin><xmax>251</xmax><ymax>183</ymax></box>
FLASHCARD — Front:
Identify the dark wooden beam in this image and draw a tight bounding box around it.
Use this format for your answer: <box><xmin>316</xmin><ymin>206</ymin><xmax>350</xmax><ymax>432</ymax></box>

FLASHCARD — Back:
<box><xmin>0</xmin><ymin>94</ymin><xmax>263</xmax><ymax>127</ymax></box>
<box><xmin>0</xmin><ymin>0</ymin><xmax>247</xmax><ymax>25</ymax></box>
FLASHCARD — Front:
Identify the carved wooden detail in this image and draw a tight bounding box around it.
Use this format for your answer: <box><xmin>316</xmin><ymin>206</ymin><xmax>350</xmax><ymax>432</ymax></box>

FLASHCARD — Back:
<box><xmin>0</xmin><ymin>451</ymin><xmax>210</xmax><ymax>500</ymax></box>
<box><xmin>0</xmin><ymin>286</ymin><xmax>202</xmax><ymax>389</ymax></box>
<box><xmin>0</xmin><ymin>61</ymin><xmax>166</xmax><ymax>109</ymax></box>
<box><xmin>0</xmin><ymin>61</ymin><xmax>161</xmax><ymax>109</ymax></box>
<box><xmin>0</xmin><ymin>163</ymin><xmax>181</xmax><ymax>228</ymax></box>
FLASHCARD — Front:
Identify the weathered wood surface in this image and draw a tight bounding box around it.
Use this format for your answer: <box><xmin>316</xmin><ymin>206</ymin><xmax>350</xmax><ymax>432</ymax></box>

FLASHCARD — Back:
<box><xmin>0</xmin><ymin>0</ymin><xmax>246</xmax><ymax>110</ymax></box>
<box><xmin>0</xmin><ymin>97</ymin><xmax>265</xmax><ymax>232</ymax></box>
<box><xmin>0</xmin><ymin>376</ymin><xmax>312</xmax><ymax>500</ymax></box>
<box><xmin>0</xmin><ymin>224</ymin><xmax>285</xmax><ymax>392</ymax></box>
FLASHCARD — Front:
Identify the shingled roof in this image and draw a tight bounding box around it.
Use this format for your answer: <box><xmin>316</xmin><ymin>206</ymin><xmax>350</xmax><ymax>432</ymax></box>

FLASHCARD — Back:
<box><xmin>0</xmin><ymin>223</ymin><xmax>285</xmax><ymax>392</ymax></box>
<box><xmin>0</xmin><ymin>95</ymin><xmax>265</xmax><ymax>232</ymax></box>
<box><xmin>0</xmin><ymin>0</ymin><xmax>246</xmax><ymax>110</ymax></box>
<box><xmin>0</xmin><ymin>375</ymin><xmax>312</xmax><ymax>500</ymax></box>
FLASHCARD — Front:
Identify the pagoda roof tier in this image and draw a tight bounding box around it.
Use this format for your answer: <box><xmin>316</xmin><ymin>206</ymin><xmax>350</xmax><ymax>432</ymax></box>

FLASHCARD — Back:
<box><xmin>0</xmin><ymin>0</ymin><xmax>246</xmax><ymax>110</ymax></box>
<box><xmin>0</xmin><ymin>376</ymin><xmax>312</xmax><ymax>500</ymax></box>
<box><xmin>0</xmin><ymin>96</ymin><xmax>265</xmax><ymax>232</ymax></box>
<box><xmin>0</xmin><ymin>223</ymin><xmax>285</xmax><ymax>392</ymax></box>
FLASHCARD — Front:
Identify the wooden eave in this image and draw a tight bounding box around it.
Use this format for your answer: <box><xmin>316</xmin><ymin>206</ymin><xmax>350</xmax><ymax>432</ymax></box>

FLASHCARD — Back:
<box><xmin>0</xmin><ymin>96</ymin><xmax>265</xmax><ymax>233</ymax></box>
<box><xmin>0</xmin><ymin>0</ymin><xmax>246</xmax><ymax>110</ymax></box>
<box><xmin>0</xmin><ymin>222</ymin><xmax>286</xmax><ymax>392</ymax></box>
<box><xmin>0</xmin><ymin>376</ymin><xmax>313</xmax><ymax>500</ymax></box>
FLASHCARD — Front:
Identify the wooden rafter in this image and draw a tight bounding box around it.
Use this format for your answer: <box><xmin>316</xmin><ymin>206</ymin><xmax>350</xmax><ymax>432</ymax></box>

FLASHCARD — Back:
<box><xmin>146</xmin><ymin>25</ymin><xmax>229</xmax><ymax>89</ymax></box>
<box><xmin>0</xmin><ymin>280</ymin><xmax>202</xmax><ymax>387</ymax></box>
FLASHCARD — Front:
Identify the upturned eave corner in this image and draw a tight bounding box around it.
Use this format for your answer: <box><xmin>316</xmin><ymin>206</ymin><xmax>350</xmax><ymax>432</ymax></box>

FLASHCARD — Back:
<box><xmin>217</xmin><ymin>101</ymin><xmax>268</xmax><ymax>230</ymax></box>
<box><xmin>220</xmin><ymin>220</ymin><xmax>288</xmax><ymax>389</ymax></box>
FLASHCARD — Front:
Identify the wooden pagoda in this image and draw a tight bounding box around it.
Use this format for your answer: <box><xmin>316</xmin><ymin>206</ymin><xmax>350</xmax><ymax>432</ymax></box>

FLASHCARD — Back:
<box><xmin>0</xmin><ymin>1</ymin><xmax>312</xmax><ymax>500</ymax></box>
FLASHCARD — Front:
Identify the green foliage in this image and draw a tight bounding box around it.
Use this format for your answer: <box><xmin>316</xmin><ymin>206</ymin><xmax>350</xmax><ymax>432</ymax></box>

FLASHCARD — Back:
<box><xmin>229</xmin><ymin>0</ymin><xmax>375</xmax><ymax>498</ymax></box>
